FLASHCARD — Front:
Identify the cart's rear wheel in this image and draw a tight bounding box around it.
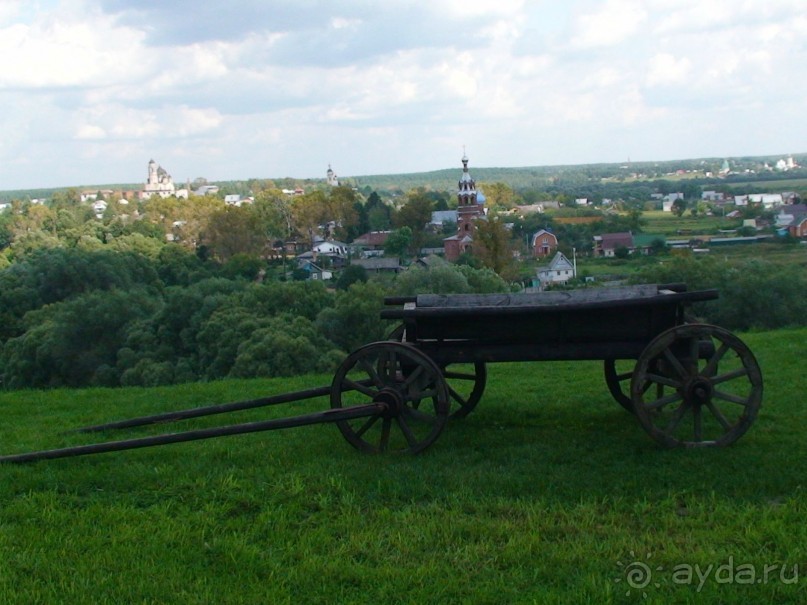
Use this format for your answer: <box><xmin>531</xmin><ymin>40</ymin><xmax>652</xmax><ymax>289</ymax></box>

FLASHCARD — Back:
<box><xmin>631</xmin><ymin>324</ymin><xmax>762</xmax><ymax>447</ymax></box>
<box><xmin>331</xmin><ymin>342</ymin><xmax>449</xmax><ymax>454</ymax></box>
<box><xmin>441</xmin><ymin>361</ymin><xmax>487</xmax><ymax>419</ymax></box>
<box><xmin>389</xmin><ymin>323</ymin><xmax>486</xmax><ymax>419</ymax></box>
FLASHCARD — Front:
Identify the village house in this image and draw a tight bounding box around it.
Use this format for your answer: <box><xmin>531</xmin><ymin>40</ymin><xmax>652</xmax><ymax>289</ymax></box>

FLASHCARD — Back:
<box><xmin>536</xmin><ymin>251</ymin><xmax>575</xmax><ymax>289</ymax></box>
<box><xmin>351</xmin><ymin>257</ymin><xmax>403</xmax><ymax>275</ymax></box>
<box><xmin>593</xmin><ymin>232</ymin><xmax>634</xmax><ymax>257</ymax></box>
<box><xmin>352</xmin><ymin>231</ymin><xmax>391</xmax><ymax>257</ymax></box>
<box><xmin>530</xmin><ymin>229</ymin><xmax>558</xmax><ymax>258</ymax></box>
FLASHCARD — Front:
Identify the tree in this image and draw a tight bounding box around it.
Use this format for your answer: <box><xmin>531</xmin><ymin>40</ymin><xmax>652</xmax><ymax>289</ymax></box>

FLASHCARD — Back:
<box><xmin>383</xmin><ymin>227</ymin><xmax>413</xmax><ymax>257</ymax></box>
<box><xmin>480</xmin><ymin>182</ymin><xmax>518</xmax><ymax>209</ymax></box>
<box><xmin>393</xmin><ymin>192</ymin><xmax>433</xmax><ymax>251</ymax></box>
<box><xmin>203</xmin><ymin>206</ymin><xmax>265</xmax><ymax>262</ymax></box>
<box><xmin>366</xmin><ymin>192</ymin><xmax>392</xmax><ymax>231</ymax></box>
<box><xmin>335</xmin><ymin>264</ymin><xmax>368</xmax><ymax>290</ymax></box>
<box><xmin>316</xmin><ymin>282</ymin><xmax>389</xmax><ymax>352</ymax></box>
<box><xmin>672</xmin><ymin>197</ymin><xmax>688</xmax><ymax>217</ymax></box>
<box><xmin>473</xmin><ymin>217</ymin><xmax>519</xmax><ymax>281</ymax></box>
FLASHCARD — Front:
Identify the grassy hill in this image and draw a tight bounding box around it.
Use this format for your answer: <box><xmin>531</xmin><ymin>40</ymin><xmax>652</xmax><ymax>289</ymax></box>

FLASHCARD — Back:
<box><xmin>0</xmin><ymin>328</ymin><xmax>804</xmax><ymax>603</ymax></box>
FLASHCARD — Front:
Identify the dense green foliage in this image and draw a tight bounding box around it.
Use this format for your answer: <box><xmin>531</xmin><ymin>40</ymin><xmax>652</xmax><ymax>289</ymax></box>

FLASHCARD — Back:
<box><xmin>0</xmin><ymin>248</ymin><xmax>512</xmax><ymax>390</ymax></box>
<box><xmin>631</xmin><ymin>254</ymin><xmax>807</xmax><ymax>331</ymax></box>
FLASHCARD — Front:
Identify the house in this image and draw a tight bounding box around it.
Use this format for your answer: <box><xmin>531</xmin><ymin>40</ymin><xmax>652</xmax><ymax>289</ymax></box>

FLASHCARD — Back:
<box><xmin>224</xmin><ymin>194</ymin><xmax>241</xmax><ymax>205</ymax></box>
<box><xmin>351</xmin><ymin>257</ymin><xmax>402</xmax><ymax>274</ymax></box>
<box><xmin>530</xmin><ymin>229</ymin><xmax>558</xmax><ymax>258</ymax></box>
<box><xmin>593</xmin><ymin>232</ymin><xmax>634</xmax><ymax>257</ymax></box>
<box><xmin>352</xmin><ymin>231</ymin><xmax>390</xmax><ymax>257</ymax></box>
<box><xmin>92</xmin><ymin>200</ymin><xmax>108</xmax><ymax>218</ymax></box>
<box><xmin>777</xmin><ymin>204</ymin><xmax>807</xmax><ymax>238</ymax></box>
<box><xmin>633</xmin><ymin>234</ymin><xmax>667</xmax><ymax>254</ymax></box>
<box><xmin>536</xmin><ymin>251</ymin><xmax>575</xmax><ymax>289</ymax></box>
<box><xmin>299</xmin><ymin>261</ymin><xmax>332</xmax><ymax>281</ymax></box>
<box><xmin>313</xmin><ymin>239</ymin><xmax>349</xmax><ymax>260</ymax></box>
<box><xmin>515</xmin><ymin>201</ymin><xmax>560</xmax><ymax>216</ymax></box>
<box><xmin>790</xmin><ymin>217</ymin><xmax>807</xmax><ymax>238</ymax></box>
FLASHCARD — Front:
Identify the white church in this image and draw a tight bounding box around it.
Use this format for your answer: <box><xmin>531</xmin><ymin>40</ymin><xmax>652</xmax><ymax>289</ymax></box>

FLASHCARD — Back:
<box><xmin>139</xmin><ymin>159</ymin><xmax>188</xmax><ymax>200</ymax></box>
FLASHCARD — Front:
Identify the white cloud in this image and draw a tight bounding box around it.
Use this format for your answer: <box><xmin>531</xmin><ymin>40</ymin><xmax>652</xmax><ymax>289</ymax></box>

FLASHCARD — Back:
<box><xmin>1</xmin><ymin>0</ymin><xmax>807</xmax><ymax>189</ymax></box>
<box><xmin>568</xmin><ymin>0</ymin><xmax>648</xmax><ymax>50</ymax></box>
<box><xmin>646</xmin><ymin>53</ymin><xmax>692</xmax><ymax>86</ymax></box>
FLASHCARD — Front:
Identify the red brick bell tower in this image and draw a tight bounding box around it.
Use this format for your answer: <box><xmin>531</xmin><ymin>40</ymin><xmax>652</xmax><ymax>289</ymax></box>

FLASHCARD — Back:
<box><xmin>443</xmin><ymin>152</ymin><xmax>485</xmax><ymax>261</ymax></box>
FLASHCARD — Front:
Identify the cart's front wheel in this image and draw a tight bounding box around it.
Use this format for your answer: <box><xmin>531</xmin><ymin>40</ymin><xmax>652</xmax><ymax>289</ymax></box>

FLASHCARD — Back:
<box><xmin>631</xmin><ymin>324</ymin><xmax>762</xmax><ymax>447</ymax></box>
<box><xmin>604</xmin><ymin>359</ymin><xmax>635</xmax><ymax>413</ymax></box>
<box><xmin>331</xmin><ymin>342</ymin><xmax>449</xmax><ymax>454</ymax></box>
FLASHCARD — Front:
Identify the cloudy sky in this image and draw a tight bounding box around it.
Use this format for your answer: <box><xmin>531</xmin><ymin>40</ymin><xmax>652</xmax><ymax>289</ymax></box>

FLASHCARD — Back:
<box><xmin>1</xmin><ymin>0</ymin><xmax>805</xmax><ymax>190</ymax></box>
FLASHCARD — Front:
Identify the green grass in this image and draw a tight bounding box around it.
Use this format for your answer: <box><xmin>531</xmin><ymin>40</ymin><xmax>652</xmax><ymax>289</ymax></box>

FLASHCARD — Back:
<box><xmin>1</xmin><ymin>329</ymin><xmax>805</xmax><ymax>604</ymax></box>
<box><xmin>641</xmin><ymin>211</ymin><xmax>740</xmax><ymax>237</ymax></box>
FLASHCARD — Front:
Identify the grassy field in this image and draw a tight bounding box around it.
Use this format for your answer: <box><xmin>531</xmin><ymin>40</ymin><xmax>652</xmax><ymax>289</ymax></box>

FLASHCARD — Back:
<box><xmin>0</xmin><ymin>328</ymin><xmax>805</xmax><ymax>604</ymax></box>
<box><xmin>641</xmin><ymin>211</ymin><xmax>740</xmax><ymax>237</ymax></box>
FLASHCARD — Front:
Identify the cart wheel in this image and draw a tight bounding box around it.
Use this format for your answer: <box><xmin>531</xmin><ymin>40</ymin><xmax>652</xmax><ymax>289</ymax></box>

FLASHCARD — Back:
<box><xmin>441</xmin><ymin>362</ymin><xmax>487</xmax><ymax>419</ymax></box>
<box><xmin>604</xmin><ymin>359</ymin><xmax>662</xmax><ymax>414</ymax></box>
<box><xmin>604</xmin><ymin>359</ymin><xmax>635</xmax><ymax>413</ymax></box>
<box><xmin>388</xmin><ymin>323</ymin><xmax>486</xmax><ymax>419</ymax></box>
<box><xmin>631</xmin><ymin>324</ymin><xmax>762</xmax><ymax>447</ymax></box>
<box><xmin>330</xmin><ymin>342</ymin><xmax>449</xmax><ymax>454</ymax></box>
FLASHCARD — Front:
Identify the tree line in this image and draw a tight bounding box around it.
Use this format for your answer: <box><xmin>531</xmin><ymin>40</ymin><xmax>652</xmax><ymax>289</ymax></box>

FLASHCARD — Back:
<box><xmin>0</xmin><ymin>247</ymin><xmax>508</xmax><ymax>389</ymax></box>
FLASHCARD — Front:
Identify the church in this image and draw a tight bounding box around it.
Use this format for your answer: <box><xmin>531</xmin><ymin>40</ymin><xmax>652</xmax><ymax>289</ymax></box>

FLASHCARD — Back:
<box><xmin>140</xmin><ymin>159</ymin><xmax>187</xmax><ymax>200</ymax></box>
<box><xmin>443</xmin><ymin>153</ymin><xmax>486</xmax><ymax>261</ymax></box>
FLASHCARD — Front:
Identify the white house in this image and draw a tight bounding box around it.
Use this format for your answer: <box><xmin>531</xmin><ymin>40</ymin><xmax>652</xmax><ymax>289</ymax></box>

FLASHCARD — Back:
<box><xmin>313</xmin><ymin>240</ymin><xmax>348</xmax><ymax>256</ymax></box>
<box><xmin>536</xmin><ymin>251</ymin><xmax>575</xmax><ymax>289</ymax></box>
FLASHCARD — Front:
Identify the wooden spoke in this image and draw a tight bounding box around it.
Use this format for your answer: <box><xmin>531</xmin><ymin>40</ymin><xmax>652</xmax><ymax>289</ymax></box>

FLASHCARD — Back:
<box><xmin>712</xmin><ymin>390</ymin><xmax>750</xmax><ymax>406</ymax></box>
<box><xmin>711</xmin><ymin>367</ymin><xmax>749</xmax><ymax>385</ymax></box>
<box><xmin>703</xmin><ymin>342</ymin><xmax>731</xmax><ymax>377</ymax></box>
<box><xmin>631</xmin><ymin>324</ymin><xmax>762</xmax><ymax>448</ymax></box>
<box><xmin>330</xmin><ymin>342</ymin><xmax>449</xmax><ymax>454</ymax></box>
<box><xmin>342</xmin><ymin>377</ymin><xmax>380</xmax><ymax>399</ymax></box>
<box><xmin>354</xmin><ymin>415</ymin><xmax>380</xmax><ymax>439</ymax></box>
<box><xmin>646</xmin><ymin>392</ymin><xmax>683</xmax><ymax>410</ymax></box>
<box><xmin>396</xmin><ymin>416</ymin><xmax>419</xmax><ymax>447</ymax></box>
<box><xmin>644</xmin><ymin>372</ymin><xmax>682</xmax><ymax>389</ymax></box>
<box><xmin>705</xmin><ymin>400</ymin><xmax>732</xmax><ymax>431</ymax></box>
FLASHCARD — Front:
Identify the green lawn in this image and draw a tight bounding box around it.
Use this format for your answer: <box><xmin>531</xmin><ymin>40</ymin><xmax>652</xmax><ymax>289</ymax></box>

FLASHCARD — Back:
<box><xmin>0</xmin><ymin>328</ymin><xmax>805</xmax><ymax>604</ymax></box>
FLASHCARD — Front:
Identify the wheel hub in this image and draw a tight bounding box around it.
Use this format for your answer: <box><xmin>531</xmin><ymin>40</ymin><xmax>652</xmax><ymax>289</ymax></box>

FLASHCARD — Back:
<box><xmin>373</xmin><ymin>388</ymin><xmax>404</xmax><ymax>417</ymax></box>
<box><xmin>684</xmin><ymin>376</ymin><xmax>713</xmax><ymax>406</ymax></box>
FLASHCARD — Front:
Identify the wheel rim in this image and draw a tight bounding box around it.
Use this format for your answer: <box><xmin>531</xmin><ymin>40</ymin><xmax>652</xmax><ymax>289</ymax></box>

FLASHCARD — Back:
<box><xmin>631</xmin><ymin>324</ymin><xmax>763</xmax><ymax>447</ymax></box>
<box><xmin>330</xmin><ymin>342</ymin><xmax>449</xmax><ymax>454</ymax></box>
<box><xmin>604</xmin><ymin>359</ymin><xmax>636</xmax><ymax>413</ymax></box>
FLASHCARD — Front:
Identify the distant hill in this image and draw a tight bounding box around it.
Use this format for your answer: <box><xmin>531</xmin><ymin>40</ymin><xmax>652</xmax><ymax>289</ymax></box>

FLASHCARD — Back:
<box><xmin>2</xmin><ymin>152</ymin><xmax>805</xmax><ymax>202</ymax></box>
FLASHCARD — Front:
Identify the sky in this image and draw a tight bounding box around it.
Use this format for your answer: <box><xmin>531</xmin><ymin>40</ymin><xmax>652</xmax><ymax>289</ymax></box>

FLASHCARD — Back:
<box><xmin>1</xmin><ymin>0</ymin><xmax>806</xmax><ymax>190</ymax></box>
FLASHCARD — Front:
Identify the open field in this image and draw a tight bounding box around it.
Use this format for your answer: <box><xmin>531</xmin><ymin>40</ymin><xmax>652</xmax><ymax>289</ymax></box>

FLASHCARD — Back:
<box><xmin>641</xmin><ymin>211</ymin><xmax>741</xmax><ymax>237</ymax></box>
<box><xmin>0</xmin><ymin>328</ymin><xmax>804</xmax><ymax>604</ymax></box>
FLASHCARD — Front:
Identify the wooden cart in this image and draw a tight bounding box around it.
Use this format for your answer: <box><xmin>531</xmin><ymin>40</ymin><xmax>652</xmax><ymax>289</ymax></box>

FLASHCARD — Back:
<box><xmin>0</xmin><ymin>284</ymin><xmax>763</xmax><ymax>463</ymax></box>
<box><xmin>328</xmin><ymin>283</ymin><xmax>763</xmax><ymax>452</ymax></box>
